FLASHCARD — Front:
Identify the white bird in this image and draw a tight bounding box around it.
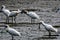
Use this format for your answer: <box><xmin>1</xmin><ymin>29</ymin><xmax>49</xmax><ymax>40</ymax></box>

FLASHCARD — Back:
<box><xmin>20</xmin><ymin>10</ymin><xmax>40</xmax><ymax>23</ymax></box>
<box><xmin>3</xmin><ymin>25</ymin><xmax>21</xmax><ymax>40</ymax></box>
<box><xmin>40</xmin><ymin>21</ymin><xmax>58</xmax><ymax>36</ymax></box>
<box><xmin>1</xmin><ymin>5</ymin><xmax>21</xmax><ymax>23</ymax></box>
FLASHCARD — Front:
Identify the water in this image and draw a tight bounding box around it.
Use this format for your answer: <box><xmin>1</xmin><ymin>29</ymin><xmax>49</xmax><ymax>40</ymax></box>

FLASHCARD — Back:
<box><xmin>0</xmin><ymin>10</ymin><xmax>60</xmax><ymax>40</ymax></box>
<box><xmin>0</xmin><ymin>24</ymin><xmax>60</xmax><ymax>40</ymax></box>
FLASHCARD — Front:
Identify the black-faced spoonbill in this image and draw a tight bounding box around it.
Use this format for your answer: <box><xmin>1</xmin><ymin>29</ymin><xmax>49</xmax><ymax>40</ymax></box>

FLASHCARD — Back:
<box><xmin>1</xmin><ymin>5</ymin><xmax>21</xmax><ymax>23</ymax></box>
<box><xmin>3</xmin><ymin>25</ymin><xmax>21</xmax><ymax>40</ymax></box>
<box><xmin>20</xmin><ymin>10</ymin><xmax>40</xmax><ymax>23</ymax></box>
<box><xmin>40</xmin><ymin>21</ymin><xmax>58</xmax><ymax>37</ymax></box>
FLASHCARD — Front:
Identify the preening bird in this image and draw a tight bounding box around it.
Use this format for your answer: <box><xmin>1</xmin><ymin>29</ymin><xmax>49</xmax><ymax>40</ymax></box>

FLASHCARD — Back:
<box><xmin>3</xmin><ymin>25</ymin><xmax>21</xmax><ymax>40</ymax></box>
<box><xmin>1</xmin><ymin>5</ymin><xmax>21</xmax><ymax>23</ymax></box>
<box><xmin>40</xmin><ymin>21</ymin><xmax>58</xmax><ymax>36</ymax></box>
<box><xmin>20</xmin><ymin>10</ymin><xmax>40</xmax><ymax>23</ymax></box>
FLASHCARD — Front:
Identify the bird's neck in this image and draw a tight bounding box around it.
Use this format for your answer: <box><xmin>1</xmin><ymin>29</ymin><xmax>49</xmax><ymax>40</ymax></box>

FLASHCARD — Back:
<box><xmin>3</xmin><ymin>7</ymin><xmax>6</xmax><ymax>9</ymax></box>
<box><xmin>2</xmin><ymin>7</ymin><xmax>6</xmax><ymax>11</ymax></box>
<box><xmin>3</xmin><ymin>7</ymin><xmax>5</xmax><ymax>9</ymax></box>
<box><xmin>25</xmin><ymin>11</ymin><xmax>28</xmax><ymax>14</ymax></box>
<box><xmin>41</xmin><ymin>22</ymin><xmax>45</xmax><ymax>26</ymax></box>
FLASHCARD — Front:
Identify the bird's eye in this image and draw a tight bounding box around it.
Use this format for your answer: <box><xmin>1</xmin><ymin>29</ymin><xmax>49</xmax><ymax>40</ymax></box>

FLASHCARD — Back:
<box><xmin>1</xmin><ymin>7</ymin><xmax>3</xmax><ymax>9</ymax></box>
<box><xmin>5</xmin><ymin>26</ymin><xmax>7</xmax><ymax>28</ymax></box>
<box><xmin>21</xmin><ymin>10</ymin><xmax>27</xmax><ymax>13</ymax></box>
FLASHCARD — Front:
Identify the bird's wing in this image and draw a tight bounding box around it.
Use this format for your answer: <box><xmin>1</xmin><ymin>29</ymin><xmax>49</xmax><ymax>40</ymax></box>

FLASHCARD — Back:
<box><xmin>7</xmin><ymin>28</ymin><xmax>21</xmax><ymax>36</ymax></box>
<box><xmin>11</xmin><ymin>11</ymin><xmax>18</xmax><ymax>13</ymax></box>
<box><xmin>2</xmin><ymin>9</ymin><xmax>11</xmax><ymax>16</ymax></box>
<box><xmin>27</xmin><ymin>12</ymin><xmax>39</xmax><ymax>19</ymax></box>
<box><xmin>45</xmin><ymin>24</ymin><xmax>58</xmax><ymax>32</ymax></box>
<box><xmin>9</xmin><ymin>11</ymin><xmax>19</xmax><ymax>17</ymax></box>
<box><xmin>11</xmin><ymin>9</ymin><xmax>21</xmax><ymax>13</ymax></box>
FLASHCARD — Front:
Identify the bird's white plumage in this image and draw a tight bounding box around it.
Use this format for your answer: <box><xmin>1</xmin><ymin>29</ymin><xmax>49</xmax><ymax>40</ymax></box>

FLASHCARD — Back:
<box><xmin>5</xmin><ymin>25</ymin><xmax>21</xmax><ymax>36</ymax></box>
<box><xmin>2</xmin><ymin>7</ymin><xmax>11</xmax><ymax>16</ymax></box>
<box><xmin>11</xmin><ymin>9</ymin><xmax>21</xmax><ymax>13</ymax></box>
<box><xmin>9</xmin><ymin>9</ymin><xmax>21</xmax><ymax>17</ymax></box>
<box><xmin>6</xmin><ymin>28</ymin><xmax>21</xmax><ymax>36</ymax></box>
<box><xmin>21</xmin><ymin>10</ymin><xmax>40</xmax><ymax>19</ymax></box>
<box><xmin>27</xmin><ymin>12</ymin><xmax>39</xmax><ymax>19</ymax></box>
<box><xmin>1</xmin><ymin>5</ymin><xmax>20</xmax><ymax>17</ymax></box>
<box><xmin>1</xmin><ymin>5</ymin><xmax>21</xmax><ymax>23</ymax></box>
<box><xmin>40</xmin><ymin>21</ymin><xmax>58</xmax><ymax>32</ymax></box>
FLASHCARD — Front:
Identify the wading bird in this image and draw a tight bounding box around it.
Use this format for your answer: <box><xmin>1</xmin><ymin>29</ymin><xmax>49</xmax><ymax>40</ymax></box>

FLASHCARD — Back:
<box><xmin>2</xmin><ymin>25</ymin><xmax>21</xmax><ymax>40</ymax></box>
<box><xmin>20</xmin><ymin>10</ymin><xmax>40</xmax><ymax>23</ymax></box>
<box><xmin>20</xmin><ymin>10</ymin><xmax>41</xmax><ymax>30</ymax></box>
<box><xmin>40</xmin><ymin>21</ymin><xmax>58</xmax><ymax>37</ymax></box>
<box><xmin>1</xmin><ymin>5</ymin><xmax>21</xmax><ymax>23</ymax></box>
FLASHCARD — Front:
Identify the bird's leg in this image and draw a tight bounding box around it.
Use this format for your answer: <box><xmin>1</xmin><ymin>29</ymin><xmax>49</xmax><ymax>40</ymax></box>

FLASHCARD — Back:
<box><xmin>7</xmin><ymin>17</ymin><xmax>9</xmax><ymax>24</ymax></box>
<box><xmin>12</xmin><ymin>17</ymin><xmax>13</xmax><ymax>23</ymax></box>
<box><xmin>12</xmin><ymin>17</ymin><xmax>14</xmax><ymax>25</ymax></box>
<box><xmin>31</xmin><ymin>19</ymin><xmax>35</xmax><ymax>23</ymax></box>
<box><xmin>6</xmin><ymin>16</ymin><xmax>7</xmax><ymax>23</ymax></box>
<box><xmin>14</xmin><ymin>16</ymin><xmax>17</xmax><ymax>26</ymax></box>
<box><xmin>38</xmin><ymin>23</ymin><xmax>41</xmax><ymax>31</ymax></box>
<box><xmin>14</xmin><ymin>16</ymin><xmax>16</xmax><ymax>24</ymax></box>
<box><xmin>49</xmin><ymin>31</ymin><xmax>51</xmax><ymax>38</ymax></box>
<box><xmin>31</xmin><ymin>18</ymin><xmax>32</xmax><ymax>23</ymax></box>
<box><xmin>11</xmin><ymin>35</ymin><xmax>14</xmax><ymax>40</ymax></box>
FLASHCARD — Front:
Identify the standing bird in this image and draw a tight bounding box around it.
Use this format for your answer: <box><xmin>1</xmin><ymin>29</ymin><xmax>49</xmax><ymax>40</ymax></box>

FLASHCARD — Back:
<box><xmin>40</xmin><ymin>21</ymin><xmax>58</xmax><ymax>37</ymax></box>
<box><xmin>1</xmin><ymin>5</ymin><xmax>21</xmax><ymax>23</ymax></box>
<box><xmin>2</xmin><ymin>25</ymin><xmax>21</xmax><ymax>40</ymax></box>
<box><xmin>20</xmin><ymin>10</ymin><xmax>40</xmax><ymax>23</ymax></box>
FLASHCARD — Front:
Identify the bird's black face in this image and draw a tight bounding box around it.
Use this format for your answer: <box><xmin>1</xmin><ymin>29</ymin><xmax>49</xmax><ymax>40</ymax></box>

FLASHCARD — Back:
<box><xmin>40</xmin><ymin>22</ymin><xmax>42</xmax><ymax>24</ymax></box>
<box><xmin>0</xmin><ymin>6</ymin><xmax>3</xmax><ymax>12</ymax></box>
<box><xmin>40</xmin><ymin>21</ymin><xmax>44</xmax><ymax>24</ymax></box>
<box><xmin>21</xmin><ymin>10</ymin><xmax>27</xmax><ymax>14</ymax></box>
<box><xmin>1</xmin><ymin>5</ymin><xmax>5</xmax><ymax>10</ymax></box>
<box><xmin>1</xmin><ymin>6</ymin><xmax>3</xmax><ymax>10</ymax></box>
<box><xmin>5</xmin><ymin>25</ymin><xmax>8</xmax><ymax>28</ymax></box>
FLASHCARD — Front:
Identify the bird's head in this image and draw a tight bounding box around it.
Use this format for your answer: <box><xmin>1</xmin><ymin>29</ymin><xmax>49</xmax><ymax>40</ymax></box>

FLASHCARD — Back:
<box><xmin>4</xmin><ymin>25</ymin><xmax>9</xmax><ymax>28</ymax></box>
<box><xmin>20</xmin><ymin>10</ymin><xmax>27</xmax><ymax>14</ymax></box>
<box><xmin>40</xmin><ymin>21</ymin><xmax>44</xmax><ymax>24</ymax></box>
<box><xmin>1</xmin><ymin>5</ymin><xmax>6</xmax><ymax>10</ymax></box>
<box><xmin>0</xmin><ymin>25</ymin><xmax>10</xmax><ymax>33</ymax></box>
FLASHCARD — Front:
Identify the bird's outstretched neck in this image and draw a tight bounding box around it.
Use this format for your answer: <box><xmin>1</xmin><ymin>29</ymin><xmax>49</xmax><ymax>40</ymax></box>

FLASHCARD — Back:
<box><xmin>39</xmin><ymin>21</ymin><xmax>45</xmax><ymax>25</ymax></box>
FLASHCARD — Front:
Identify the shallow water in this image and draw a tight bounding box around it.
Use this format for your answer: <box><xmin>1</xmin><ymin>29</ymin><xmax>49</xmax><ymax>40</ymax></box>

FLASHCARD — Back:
<box><xmin>0</xmin><ymin>10</ymin><xmax>60</xmax><ymax>40</ymax></box>
<box><xmin>0</xmin><ymin>24</ymin><xmax>60</xmax><ymax>40</ymax></box>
